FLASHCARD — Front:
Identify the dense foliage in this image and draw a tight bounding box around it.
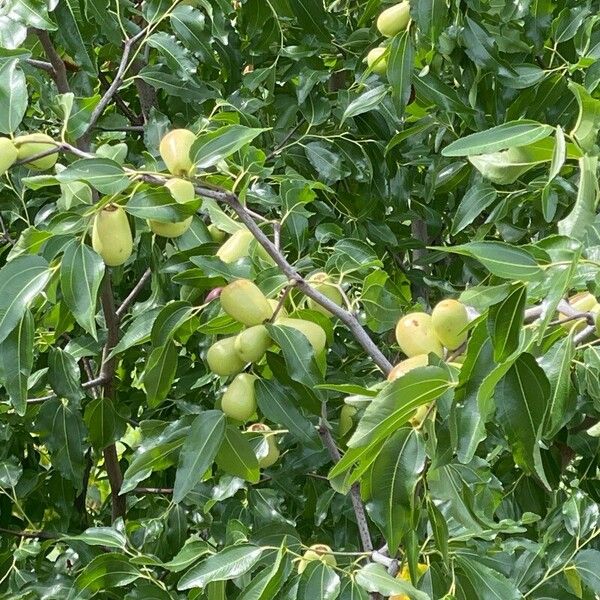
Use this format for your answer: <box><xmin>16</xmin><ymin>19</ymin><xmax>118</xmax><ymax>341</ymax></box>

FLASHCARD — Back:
<box><xmin>2</xmin><ymin>0</ymin><xmax>600</xmax><ymax>598</ymax></box>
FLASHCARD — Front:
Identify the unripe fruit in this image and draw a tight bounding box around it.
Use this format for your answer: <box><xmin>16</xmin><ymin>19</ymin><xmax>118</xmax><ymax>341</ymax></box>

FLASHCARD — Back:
<box><xmin>0</xmin><ymin>138</ymin><xmax>18</xmax><ymax>175</ymax></box>
<box><xmin>297</xmin><ymin>544</ymin><xmax>337</xmax><ymax>574</ymax></box>
<box><xmin>377</xmin><ymin>1</ymin><xmax>411</xmax><ymax>37</ymax></box>
<box><xmin>390</xmin><ymin>563</ymin><xmax>428</xmax><ymax>600</ymax></box>
<box><xmin>307</xmin><ymin>272</ymin><xmax>343</xmax><ymax>316</ymax></box>
<box><xmin>216</xmin><ymin>229</ymin><xmax>253</xmax><ymax>263</ymax></box>
<box><xmin>431</xmin><ymin>299</ymin><xmax>469</xmax><ymax>350</ymax></box>
<box><xmin>148</xmin><ymin>177</ymin><xmax>194</xmax><ymax>237</ymax></box>
<box><xmin>14</xmin><ymin>133</ymin><xmax>57</xmax><ymax>170</ymax></box>
<box><xmin>159</xmin><ymin>129</ymin><xmax>196</xmax><ymax>176</ymax></box>
<box><xmin>208</xmin><ymin>224</ymin><xmax>227</xmax><ymax>243</ymax></box>
<box><xmin>220</xmin><ymin>279</ymin><xmax>273</xmax><ymax>326</ymax></box>
<box><xmin>247</xmin><ymin>423</ymin><xmax>280</xmax><ymax>468</ymax></box>
<box><xmin>387</xmin><ymin>354</ymin><xmax>429</xmax><ymax>381</ymax></box>
<box><xmin>92</xmin><ymin>205</ymin><xmax>133</xmax><ymax>266</ymax></box>
<box><xmin>339</xmin><ymin>405</ymin><xmax>357</xmax><ymax>437</ymax></box>
<box><xmin>207</xmin><ymin>336</ymin><xmax>246</xmax><ymax>376</ymax></box>
<box><xmin>221</xmin><ymin>373</ymin><xmax>257</xmax><ymax>422</ymax></box>
<box><xmin>276</xmin><ymin>318</ymin><xmax>327</xmax><ymax>354</ymax></box>
<box><xmin>367</xmin><ymin>47</ymin><xmax>388</xmax><ymax>76</ymax></box>
<box><xmin>395</xmin><ymin>312</ymin><xmax>443</xmax><ymax>357</ymax></box>
<box><xmin>234</xmin><ymin>325</ymin><xmax>271</xmax><ymax>363</ymax></box>
<box><xmin>562</xmin><ymin>292</ymin><xmax>600</xmax><ymax>333</ymax></box>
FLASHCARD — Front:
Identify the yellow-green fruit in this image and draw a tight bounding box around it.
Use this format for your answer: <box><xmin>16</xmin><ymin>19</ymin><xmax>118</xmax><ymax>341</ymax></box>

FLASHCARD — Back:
<box><xmin>234</xmin><ymin>325</ymin><xmax>271</xmax><ymax>363</ymax></box>
<box><xmin>159</xmin><ymin>129</ymin><xmax>196</xmax><ymax>176</ymax></box>
<box><xmin>14</xmin><ymin>133</ymin><xmax>57</xmax><ymax>170</ymax></box>
<box><xmin>165</xmin><ymin>177</ymin><xmax>195</xmax><ymax>202</ymax></box>
<box><xmin>367</xmin><ymin>47</ymin><xmax>388</xmax><ymax>76</ymax></box>
<box><xmin>377</xmin><ymin>1</ymin><xmax>411</xmax><ymax>37</ymax></box>
<box><xmin>221</xmin><ymin>373</ymin><xmax>257</xmax><ymax>422</ymax></box>
<box><xmin>0</xmin><ymin>138</ymin><xmax>18</xmax><ymax>175</ymax></box>
<box><xmin>387</xmin><ymin>354</ymin><xmax>429</xmax><ymax>381</ymax></box>
<box><xmin>148</xmin><ymin>177</ymin><xmax>194</xmax><ymax>237</ymax></box>
<box><xmin>208</xmin><ymin>224</ymin><xmax>227</xmax><ymax>243</ymax></box>
<box><xmin>92</xmin><ymin>205</ymin><xmax>133</xmax><ymax>266</ymax></box>
<box><xmin>216</xmin><ymin>229</ymin><xmax>253</xmax><ymax>263</ymax></box>
<box><xmin>220</xmin><ymin>279</ymin><xmax>273</xmax><ymax>326</ymax></box>
<box><xmin>563</xmin><ymin>292</ymin><xmax>600</xmax><ymax>333</ymax></box>
<box><xmin>297</xmin><ymin>544</ymin><xmax>337</xmax><ymax>574</ymax></box>
<box><xmin>276</xmin><ymin>318</ymin><xmax>327</xmax><ymax>354</ymax></box>
<box><xmin>339</xmin><ymin>405</ymin><xmax>357</xmax><ymax>437</ymax></box>
<box><xmin>431</xmin><ymin>299</ymin><xmax>469</xmax><ymax>350</ymax></box>
<box><xmin>395</xmin><ymin>312</ymin><xmax>443</xmax><ymax>357</ymax></box>
<box><xmin>149</xmin><ymin>219</ymin><xmax>192</xmax><ymax>237</ymax></box>
<box><xmin>207</xmin><ymin>336</ymin><xmax>246</xmax><ymax>376</ymax></box>
<box><xmin>248</xmin><ymin>423</ymin><xmax>280</xmax><ymax>468</ymax></box>
<box><xmin>307</xmin><ymin>272</ymin><xmax>343</xmax><ymax>316</ymax></box>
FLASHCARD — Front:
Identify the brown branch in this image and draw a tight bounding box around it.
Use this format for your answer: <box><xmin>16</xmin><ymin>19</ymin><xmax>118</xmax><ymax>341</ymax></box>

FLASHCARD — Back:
<box><xmin>98</xmin><ymin>72</ymin><xmax>143</xmax><ymax>126</ymax></box>
<box><xmin>132</xmin><ymin>487</ymin><xmax>174</xmax><ymax>494</ymax></box>
<box><xmin>26</xmin><ymin>374</ymin><xmax>109</xmax><ymax>404</ymax></box>
<box><xmin>34</xmin><ymin>30</ymin><xmax>69</xmax><ymax>94</ymax></box>
<box><xmin>25</xmin><ymin>58</ymin><xmax>55</xmax><ymax>74</ymax></box>
<box><xmin>0</xmin><ymin>526</ymin><xmax>59</xmax><ymax>540</ymax></box>
<box><xmin>269</xmin><ymin>282</ymin><xmax>295</xmax><ymax>322</ymax></box>
<box><xmin>115</xmin><ymin>268</ymin><xmax>152</xmax><ymax>321</ymax></box>
<box><xmin>99</xmin><ymin>274</ymin><xmax>126</xmax><ymax>521</ymax></box>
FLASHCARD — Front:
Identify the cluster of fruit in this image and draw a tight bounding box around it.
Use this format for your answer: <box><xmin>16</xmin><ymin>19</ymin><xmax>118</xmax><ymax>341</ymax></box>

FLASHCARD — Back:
<box><xmin>207</xmin><ymin>278</ymin><xmax>330</xmax><ymax>467</ymax></box>
<box><xmin>0</xmin><ymin>134</ymin><xmax>58</xmax><ymax>174</ymax></box>
<box><xmin>366</xmin><ymin>1</ymin><xmax>411</xmax><ymax>76</ymax></box>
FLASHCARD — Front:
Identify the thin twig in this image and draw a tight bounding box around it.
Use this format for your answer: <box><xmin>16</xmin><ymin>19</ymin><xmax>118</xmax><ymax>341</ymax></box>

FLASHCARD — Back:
<box><xmin>115</xmin><ymin>268</ymin><xmax>152</xmax><ymax>321</ymax></box>
<box><xmin>269</xmin><ymin>282</ymin><xmax>295</xmax><ymax>321</ymax></box>
<box><xmin>0</xmin><ymin>526</ymin><xmax>59</xmax><ymax>540</ymax></box>
<box><xmin>575</xmin><ymin>324</ymin><xmax>596</xmax><ymax>345</ymax></box>
<box><xmin>26</xmin><ymin>375</ymin><xmax>109</xmax><ymax>404</ymax></box>
<box><xmin>14</xmin><ymin>145</ymin><xmax>62</xmax><ymax>167</ymax></box>
<box><xmin>132</xmin><ymin>487</ymin><xmax>174</xmax><ymax>494</ymax></box>
<box><xmin>98</xmin><ymin>72</ymin><xmax>143</xmax><ymax>126</ymax></box>
<box><xmin>25</xmin><ymin>58</ymin><xmax>55</xmax><ymax>74</ymax></box>
<box><xmin>35</xmin><ymin>30</ymin><xmax>69</xmax><ymax>94</ymax></box>
<box><xmin>84</xmin><ymin>30</ymin><xmax>146</xmax><ymax>137</ymax></box>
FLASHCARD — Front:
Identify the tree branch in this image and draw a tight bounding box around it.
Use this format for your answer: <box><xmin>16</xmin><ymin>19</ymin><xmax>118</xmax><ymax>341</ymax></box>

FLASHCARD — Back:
<box><xmin>98</xmin><ymin>71</ymin><xmax>143</xmax><ymax>126</ymax></box>
<box><xmin>115</xmin><ymin>268</ymin><xmax>152</xmax><ymax>321</ymax></box>
<box><xmin>34</xmin><ymin>30</ymin><xmax>69</xmax><ymax>94</ymax></box>
<box><xmin>0</xmin><ymin>526</ymin><xmax>59</xmax><ymax>540</ymax></box>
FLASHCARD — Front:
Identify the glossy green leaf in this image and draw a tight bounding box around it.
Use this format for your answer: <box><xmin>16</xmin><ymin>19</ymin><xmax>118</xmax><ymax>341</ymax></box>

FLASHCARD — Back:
<box><xmin>215</xmin><ymin>426</ymin><xmax>260</xmax><ymax>483</ymax></box>
<box><xmin>56</xmin><ymin>158</ymin><xmax>130</xmax><ymax>194</ymax></box>
<box><xmin>355</xmin><ymin>563</ymin><xmax>429</xmax><ymax>599</ymax></box>
<box><xmin>0</xmin><ymin>59</ymin><xmax>27</xmax><ymax>133</ymax></box>
<box><xmin>143</xmin><ymin>341</ymin><xmax>178</xmax><ymax>407</ymax></box>
<box><xmin>487</xmin><ymin>283</ymin><xmax>526</xmax><ymax>362</ymax></box>
<box><xmin>74</xmin><ymin>553</ymin><xmax>141</xmax><ymax>595</ymax></box>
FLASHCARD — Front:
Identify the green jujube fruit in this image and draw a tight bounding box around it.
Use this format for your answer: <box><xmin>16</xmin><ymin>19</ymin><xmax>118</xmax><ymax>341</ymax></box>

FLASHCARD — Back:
<box><xmin>92</xmin><ymin>205</ymin><xmax>133</xmax><ymax>266</ymax></box>
<box><xmin>234</xmin><ymin>325</ymin><xmax>271</xmax><ymax>363</ymax></box>
<box><xmin>0</xmin><ymin>138</ymin><xmax>18</xmax><ymax>175</ymax></box>
<box><xmin>14</xmin><ymin>133</ymin><xmax>57</xmax><ymax>171</ymax></box>
<box><xmin>220</xmin><ymin>279</ymin><xmax>273</xmax><ymax>326</ymax></box>
<box><xmin>247</xmin><ymin>423</ymin><xmax>280</xmax><ymax>468</ymax></box>
<box><xmin>367</xmin><ymin>47</ymin><xmax>388</xmax><ymax>76</ymax></box>
<box><xmin>216</xmin><ymin>229</ymin><xmax>253</xmax><ymax>263</ymax></box>
<box><xmin>206</xmin><ymin>336</ymin><xmax>246</xmax><ymax>376</ymax></box>
<box><xmin>208</xmin><ymin>224</ymin><xmax>227</xmax><ymax>243</ymax></box>
<box><xmin>221</xmin><ymin>373</ymin><xmax>257</xmax><ymax>422</ymax></box>
<box><xmin>159</xmin><ymin>129</ymin><xmax>196</xmax><ymax>176</ymax></box>
<box><xmin>377</xmin><ymin>1</ymin><xmax>411</xmax><ymax>37</ymax></box>
<box><xmin>431</xmin><ymin>299</ymin><xmax>469</xmax><ymax>350</ymax></box>
<box><xmin>297</xmin><ymin>545</ymin><xmax>337</xmax><ymax>574</ymax></box>
<box><xmin>395</xmin><ymin>312</ymin><xmax>443</xmax><ymax>357</ymax></box>
<box><xmin>276</xmin><ymin>317</ymin><xmax>327</xmax><ymax>354</ymax></box>
<box><xmin>307</xmin><ymin>272</ymin><xmax>343</xmax><ymax>316</ymax></box>
<box><xmin>148</xmin><ymin>178</ymin><xmax>194</xmax><ymax>238</ymax></box>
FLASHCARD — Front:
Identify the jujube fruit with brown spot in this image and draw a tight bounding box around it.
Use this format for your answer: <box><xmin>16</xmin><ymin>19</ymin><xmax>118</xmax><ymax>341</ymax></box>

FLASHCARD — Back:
<box><xmin>395</xmin><ymin>312</ymin><xmax>443</xmax><ymax>357</ymax></box>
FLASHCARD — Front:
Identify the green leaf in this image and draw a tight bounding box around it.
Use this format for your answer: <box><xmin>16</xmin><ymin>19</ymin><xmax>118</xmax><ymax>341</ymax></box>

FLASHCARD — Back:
<box><xmin>370</xmin><ymin>428</ymin><xmax>425</xmax><ymax>554</ymax></box>
<box><xmin>61</xmin><ymin>240</ymin><xmax>104</xmax><ymax>338</ymax></box>
<box><xmin>0</xmin><ymin>457</ymin><xmax>22</xmax><ymax>488</ymax></box>
<box><xmin>297</xmin><ymin>561</ymin><xmax>341</xmax><ymax>600</ymax></box>
<box><xmin>442</xmin><ymin>120</ymin><xmax>553</xmax><ymax>157</ymax></box>
<box><xmin>56</xmin><ymin>158</ymin><xmax>130</xmax><ymax>195</ymax></box>
<box><xmin>568</xmin><ymin>81</ymin><xmax>600</xmax><ymax>152</ymax></box>
<box><xmin>163</xmin><ymin>539</ymin><xmax>211</xmax><ymax>572</ymax></box>
<box><xmin>495</xmin><ymin>353</ymin><xmax>550</xmax><ymax>487</ymax></box>
<box><xmin>74</xmin><ymin>553</ymin><xmax>141</xmax><ymax>595</ymax></box>
<box><xmin>255</xmin><ymin>378</ymin><xmax>320</xmax><ymax>448</ymax></box>
<box><xmin>177</xmin><ymin>545</ymin><xmax>264</xmax><ymax>590</ymax></box>
<box><xmin>451</xmin><ymin>183</ymin><xmax>497</xmax><ymax>235</ymax></box>
<box><xmin>215</xmin><ymin>426</ymin><xmax>260</xmax><ymax>483</ymax></box>
<box><xmin>339</xmin><ymin>579</ymin><xmax>369</xmax><ymax>600</ymax></box>
<box><xmin>348</xmin><ymin>367</ymin><xmax>452</xmax><ymax>449</ymax></box>
<box><xmin>53</xmin><ymin>0</ymin><xmax>96</xmax><ymax>74</ymax></box>
<box><xmin>65</xmin><ymin>527</ymin><xmax>127</xmax><ymax>549</ymax></box>
<box><xmin>456</xmin><ymin>556</ymin><xmax>521</xmax><ymax>600</ymax></box>
<box><xmin>190</xmin><ymin>125</ymin><xmax>266</xmax><ymax>169</ymax></box>
<box><xmin>438</xmin><ymin>241</ymin><xmax>541</xmax><ymax>280</ymax></box>
<box><xmin>573</xmin><ymin>549</ymin><xmax>600</xmax><ymax>593</ymax></box>
<box><xmin>151</xmin><ymin>301</ymin><xmax>194</xmax><ymax>346</ymax></box>
<box><xmin>288</xmin><ymin>0</ymin><xmax>331</xmax><ymax>42</ymax></box>
<box><xmin>342</xmin><ymin>85</ymin><xmax>388</xmax><ymax>123</ymax></box>
<box><xmin>305</xmin><ymin>141</ymin><xmax>349</xmax><ymax>184</ymax></box>
<box><xmin>0</xmin><ymin>59</ymin><xmax>27</xmax><ymax>133</ymax></box>
<box><xmin>0</xmin><ymin>311</ymin><xmax>34</xmax><ymax>416</ymax></box>
<box><xmin>83</xmin><ymin>396</ymin><xmax>127</xmax><ymax>450</ymax></box>
<box><xmin>237</xmin><ymin>545</ymin><xmax>286</xmax><ymax>600</ymax></box>
<box><xmin>558</xmin><ymin>155</ymin><xmax>599</xmax><ymax>241</ymax></box>
<box><xmin>146</xmin><ymin>31</ymin><xmax>198</xmax><ymax>81</ymax></box>
<box><xmin>48</xmin><ymin>347</ymin><xmax>83</xmax><ymax>401</ymax></box>
<box><xmin>143</xmin><ymin>341</ymin><xmax>178</xmax><ymax>407</ymax></box>
<box><xmin>173</xmin><ymin>410</ymin><xmax>226</xmax><ymax>503</ymax></box>
<box><xmin>487</xmin><ymin>283</ymin><xmax>526</xmax><ymax>362</ymax></box>
<box><xmin>388</xmin><ymin>30</ymin><xmax>413</xmax><ymax>112</ymax></box>
<box><xmin>0</xmin><ymin>255</ymin><xmax>52</xmax><ymax>345</ymax></box>
<box><xmin>107</xmin><ymin>307</ymin><xmax>162</xmax><ymax>360</ymax></box>
<box><xmin>355</xmin><ymin>563</ymin><xmax>429</xmax><ymax>599</ymax></box>
<box><xmin>125</xmin><ymin>187</ymin><xmax>200</xmax><ymax>222</ymax></box>
<box><xmin>35</xmin><ymin>398</ymin><xmax>88</xmax><ymax>488</ymax></box>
